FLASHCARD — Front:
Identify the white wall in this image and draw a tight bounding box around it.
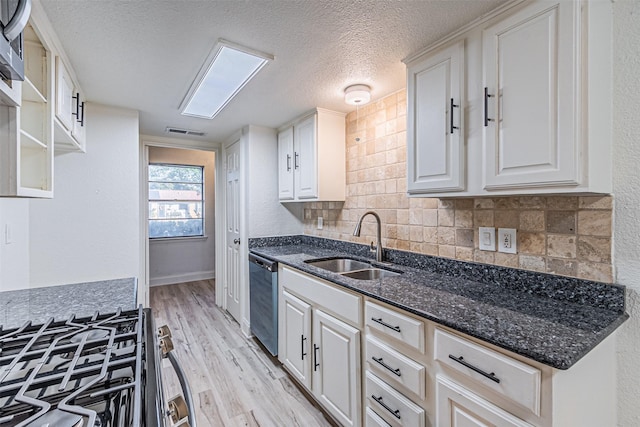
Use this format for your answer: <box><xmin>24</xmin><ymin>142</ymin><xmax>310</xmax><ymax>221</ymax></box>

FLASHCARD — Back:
<box><xmin>245</xmin><ymin>125</ymin><xmax>303</xmax><ymax>238</ymax></box>
<box><xmin>0</xmin><ymin>199</ymin><xmax>30</xmax><ymax>291</ymax></box>
<box><xmin>613</xmin><ymin>1</ymin><xmax>640</xmax><ymax>425</ymax></box>
<box><xmin>148</xmin><ymin>146</ymin><xmax>216</xmax><ymax>286</ymax></box>
<box><xmin>28</xmin><ymin>104</ymin><xmax>142</xmax><ymax>299</ymax></box>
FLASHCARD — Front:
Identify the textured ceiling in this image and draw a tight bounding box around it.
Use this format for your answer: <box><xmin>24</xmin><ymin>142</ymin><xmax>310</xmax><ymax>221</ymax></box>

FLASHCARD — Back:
<box><xmin>40</xmin><ymin>0</ymin><xmax>508</xmax><ymax>144</ymax></box>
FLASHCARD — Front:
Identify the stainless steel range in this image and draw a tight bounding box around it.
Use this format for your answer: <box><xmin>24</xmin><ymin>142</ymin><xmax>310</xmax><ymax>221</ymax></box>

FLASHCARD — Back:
<box><xmin>0</xmin><ymin>306</ymin><xmax>196</xmax><ymax>427</ymax></box>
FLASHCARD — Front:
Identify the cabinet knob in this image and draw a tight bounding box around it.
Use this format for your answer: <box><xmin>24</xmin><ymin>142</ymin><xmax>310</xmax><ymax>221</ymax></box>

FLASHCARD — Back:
<box><xmin>233</xmin><ymin>238</ymin><xmax>240</xmax><ymax>244</ymax></box>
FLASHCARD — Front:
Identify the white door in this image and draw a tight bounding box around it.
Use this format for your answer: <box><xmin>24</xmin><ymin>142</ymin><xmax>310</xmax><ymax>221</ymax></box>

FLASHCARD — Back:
<box><xmin>312</xmin><ymin>309</ymin><xmax>360</xmax><ymax>427</ymax></box>
<box><xmin>281</xmin><ymin>290</ymin><xmax>312</xmax><ymax>389</ymax></box>
<box><xmin>436</xmin><ymin>376</ymin><xmax>533</xmax><ymax>427</ymax></box>
<box><xmin>293</xmin><ymin>114</ymin><xmax>318</xmax><ymax>199</ymax></box>
<box><xmin>482</xmin><ymin>1</ymin><xmax>579</xmax><ymax>190</ymax></box>
<box><xmin>225</xmin><ymin>141</ymin><xmax>241</xmax><ymax>322</ymax></box>
<box><xmin>277</xmin><ymin>127</ymin><xmax>295</xmax><ymax>200</ymax></box>
<box><xmin>407</xmin><ymin>40</ymin><xmax>465</xmax><ymax>193</ymax></box>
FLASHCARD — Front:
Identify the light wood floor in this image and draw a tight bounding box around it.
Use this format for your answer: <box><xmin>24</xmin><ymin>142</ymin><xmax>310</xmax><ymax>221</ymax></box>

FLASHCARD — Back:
<box><xmin>150</xmin><ymin>280</ymin><xmax>333</xmax><ymax>427</ymax></box>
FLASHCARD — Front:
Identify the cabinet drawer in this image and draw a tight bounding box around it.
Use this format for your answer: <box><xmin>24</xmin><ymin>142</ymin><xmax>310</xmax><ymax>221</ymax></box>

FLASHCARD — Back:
<box><xmin>281</xmin><ymin>266</ymin><xmax>361</xmax><ymax>326</ymax></box>
<box><xmin>434</xmin><ymin>328</ymin><xmax>541</xmax><ymax>415</ymax></box>
<box><xmin>365</xmin><ymin>301</ymin><xmax>425</xmax><ymax>353</ymax></box>
<box><xmin>366</xmin><ymin>336</ymin><xmax>426</xmax><ymax>399</ymax></box>
<box><xmin>366</xmin><ymin>371</ymin><xmax>425</xmax><ymax>427</ymax></box>
<box><xmin>366</xmin><ymin>407</ymin><xmax>392</xmax><ymax>427</ymax></box>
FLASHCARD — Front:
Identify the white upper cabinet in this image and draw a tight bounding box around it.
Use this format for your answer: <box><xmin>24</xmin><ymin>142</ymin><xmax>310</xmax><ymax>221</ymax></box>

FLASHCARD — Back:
<box><xmin>0</xmin><ymin>22</ymin><xmax>53</xmax><ymax>198</ymax></box>
<box><xmin>277</xmin><ymin>126</ymin><xmax>295</xmax><ymax>200</ymax></box>
<box><xmin>293</xmin><ymin>114</ymin><xmax>318</xmax><ymax>199</ymax></box>
<box><xmin>482</xmin><ymin>1</ymin><xmax>578</xmax><ymax>190</ymax></box>
<box><xmin>405</xmin><ymin>0</ymin><xmax>613</xmax><ymax>197</ymax></box>
<box><xmin>407</xmin><ymin>40</ymin><xmax>465</xmax><ymax>194</ymax></box>
<box><xmin>54</xmin><ymin>56</ymin><xmax>86</xmax><ymax>153</ymax></box>
<box><xmin>277</xmin><ymin>108</ymin><xmax>346</xmax><ymax>202</ymax></box>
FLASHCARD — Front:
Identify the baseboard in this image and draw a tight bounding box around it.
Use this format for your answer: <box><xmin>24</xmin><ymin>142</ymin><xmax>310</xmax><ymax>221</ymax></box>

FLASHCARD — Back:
<box><xmin>149</xmin><ymin>270</ymin><xmax>215</xmax><ymax>287</ymax></box>
<box><xmin>241</xmin><ymin>318</ymin><xmax>253</xmax><ymax>338</ymax></box>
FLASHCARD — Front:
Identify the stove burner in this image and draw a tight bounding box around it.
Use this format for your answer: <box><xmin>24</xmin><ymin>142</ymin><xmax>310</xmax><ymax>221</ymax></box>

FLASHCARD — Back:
<box><xmin>25</xmin><ymin>409</ymin><xmax>82</xmax><ymax>427</ymax></box>
<box><xmin>69</xmin><ymin>329</ymin><xmax>110</xmax><ymax>344</ymax></box>
<box><xmin>0</xmin><ymin>307</ymin><xmax>151</xmax><ymax>427</ymax></box>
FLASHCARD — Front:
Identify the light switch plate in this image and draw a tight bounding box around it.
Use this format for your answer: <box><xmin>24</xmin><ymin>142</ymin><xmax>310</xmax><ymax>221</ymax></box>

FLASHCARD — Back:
<box><xmin>478</xmin><ymin>227</ymin><xmax>496</xmax><ymax>251</ymax></box>
<box><xmin>498</xmin><ymin>228</ymin><xmax>517</xmax><ymax>254</ymax></box>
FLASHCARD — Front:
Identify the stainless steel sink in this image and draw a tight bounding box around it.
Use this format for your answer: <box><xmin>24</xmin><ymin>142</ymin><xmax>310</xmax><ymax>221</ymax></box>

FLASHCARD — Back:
<box><xmin>305</xmin><ymin>258</ymin><xmax>371</xmax><ymax>273</ymax></box>
<box><xmin>341</xmin><ymin>268</ymin><xmax>401</xmax><ymax>280</ymax></box>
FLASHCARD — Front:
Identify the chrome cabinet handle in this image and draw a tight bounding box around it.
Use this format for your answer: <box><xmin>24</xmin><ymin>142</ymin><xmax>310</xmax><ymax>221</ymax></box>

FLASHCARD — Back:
<box><xmin>484</xmin><ymin>87</ymin><xmax>494</xmax><ymax>127</ymax></box>
<box><xmin>294</xmin><ymin>152</ymin><xmax>299</xmax><ymax>169</ymax></box>
<box><xmin>450</xmin><ymin>98</ymin><xmax>459</xmax><ymax>134</ymax></box>
<box><xmin>286</xmin><ymin>154</ymin><xmax>291</xmax><ymax>171</ymax></box>
<box><xmin>371</xmin><ymin>317</ymin><xmax>401</xmax><ymax>333</ymax></box>
<box><xmin>448</xmin><ymin>354</ymin><xmax>500</xmax><ymax>383</ymax></box>
<box><xmin>233</xmin><ymin>238</ymin><xmax>240</xmax><ymax>244</ymax></box>
<box><xmin>72</xmin><ymin>93</ymin><xmax>80</xmax><ymax>119</ymax></box>
<box><xmin>372</xmin><ymin>394</ymin><xmax>401</xmax><ymax>419</ymax></box>
<box><xmin>372</xmin><ymin>356</ymin><xmax>401</xmax><ymax>377</ymax></box>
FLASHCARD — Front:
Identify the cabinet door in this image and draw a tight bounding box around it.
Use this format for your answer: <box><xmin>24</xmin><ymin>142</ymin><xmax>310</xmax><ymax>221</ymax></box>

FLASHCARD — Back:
<box><xmin>281</xmin><ymin>290</ymin><xmax>312</xmax><ymax>389</ymax></box>
<box><xmin>482</xmin><ymin>1</ymin><xmax>579</xmax><ymax>190</ymax></box>
<box><xmin>436</xmin><ymin>376</ymin><xmax>533</xmax><ymax>427</ymax></box>
<box><xmin>312</xmin><ymin>309</ymin><xmax>360</xmax><ymax>427</ymax></box>
<box><xmin>293</xmin><ymin>114</ymin><xmax>318</xmax><ymax>199</ymax></box>
<box><xmin>55</xmin><ymin>57</ymin><xmax>74</xmax><ymax>131</ymax></box>
<box><xmin>407</xmin><ymin>40</ymin><xmax>465</xmax><ymax>193</ymax></box>
<box><xmin>278</xmin><ymin>127</ymin><xmax>295</xmax><ymax>200</ymax></box>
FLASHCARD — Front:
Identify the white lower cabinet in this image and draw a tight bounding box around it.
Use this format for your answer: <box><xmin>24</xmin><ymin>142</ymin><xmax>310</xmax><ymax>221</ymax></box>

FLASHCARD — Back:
<box><xmin>278</xmin><ymin>268</ymin><xmax>617</xmax><ymax>427</ymax></box>
<box><xmin>278</xmin><ymin>266</ymin><xmax>361</xmax><ymax>427</ymax></box>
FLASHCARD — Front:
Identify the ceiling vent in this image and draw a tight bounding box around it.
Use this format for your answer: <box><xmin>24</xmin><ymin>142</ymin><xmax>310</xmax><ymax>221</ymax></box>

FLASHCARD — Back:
<box><xmin>165</xmin><ymin>127</ymin><xmax>206</xmax><ymax>137</ymax></box>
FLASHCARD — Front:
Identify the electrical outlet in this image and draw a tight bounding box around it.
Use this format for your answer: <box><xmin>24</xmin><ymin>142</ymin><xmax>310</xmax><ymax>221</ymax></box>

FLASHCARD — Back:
<box><xmin>498</xmin><ymin>228</ymin><xmax>517</xmax><ymax>254</ymax></box>
<box><xmin>478</xmin><ymin>227</ymin><xmax>496</xmax><ymax>251</ymax></box>
<box><xmin>317</xmin><ymin>217</ymin><xmax>323</xmax><ymax>230</ymax></box>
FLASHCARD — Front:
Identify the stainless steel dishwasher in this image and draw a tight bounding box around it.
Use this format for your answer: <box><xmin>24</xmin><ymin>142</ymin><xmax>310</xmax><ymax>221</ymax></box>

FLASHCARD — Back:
<box><xmin>249</xmin><ymin>252</ymin><xmax>278</xmax><ymax>356</ymax></box>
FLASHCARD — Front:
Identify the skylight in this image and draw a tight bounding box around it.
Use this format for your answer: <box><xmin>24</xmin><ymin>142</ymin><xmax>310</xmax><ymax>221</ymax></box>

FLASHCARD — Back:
<box><xmin>180</xmin><ymin>40</ymin><xmax>273</xmax><ymax>119</ymax></box>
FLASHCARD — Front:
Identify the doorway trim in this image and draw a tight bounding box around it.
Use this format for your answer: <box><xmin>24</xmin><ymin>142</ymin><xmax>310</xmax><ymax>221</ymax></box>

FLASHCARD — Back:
<box><xmin>140</xmin><ymin>134</ymin><xmax>223</xmax><ymax>307</ymax></box>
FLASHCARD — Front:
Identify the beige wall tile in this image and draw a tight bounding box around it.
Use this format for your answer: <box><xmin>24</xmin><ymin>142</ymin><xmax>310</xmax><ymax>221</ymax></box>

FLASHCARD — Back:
<box><xmin>578</xmin><ymin>210</ymin><xmax>612</xmax><ymax>236</ymax></box>
<box><xmin>474</xmin><ymin>198</ymin><xmax>495</xmax><ymax>209</ymax></box>
<box><xmin>494</xmin><ymin>198</ymin><xmax>520</xmax><ymax>209</ymax></box>
<box><xmin>546</xmin><ymin>211</ymin><xmax>576</xmax><ymax>234</ymax></box>
<box><xmin>579</xmin><ymin>196</ymin><xmax>613</xmax><ymax>210</ymax></box>
<box><xmin>577</xmin><ymin>262</ymin><xmax>613</xmax><ymax>283</ymax></box>
<box><xmin>438</xmin><ymin>227</ymin><xmax>456</xmax><ymax>245</ymax></box>
<box><xmin>547</xmin><ymin>258</ymin><xmax>578</xmax><ymax>277</ymax></box>
<box><xmin>547</xmin><ymin>235</ymin><xmax>577</xmax><ymax>259</ymax></box>
<box><xmin>547</xmin><ymin>196</ymin><xmax>578</xmax><ymax>210</ymax></box>
<box><xmin>438</xmin><ymin>209</ymin><xmax>455</xmax><ymax>226</ymax></box>
<box><xmin>519</xmin><ymin>211</ymin><xmax>545</xmax><ymax>232</ymax></box>
<box><xmin>456</xmin><ymin>247</ymin><xmax>474</xmax><ymax>261</ymax></box>
<box><xmin>439</xmin><ymin>245</ymin><xmax>456</xmax><ymax>258</ymax></box>
<box><xmin>494</xmin><ymin>253</ymin><xmax>518</xmax><ymax>268</ymax></box>
<box><xmin>455</xmin><ymin>210</ymin><xmax>473</xmax><ymax>228</ymax></box>
<box><xmin>519</xmin><ymin>255</ymin><xmax>546</xmax><ymax>272</ymax></box>
<box><xmin>474</xmin><ymin>211</ymin><xmax>494</xmax><ymax>227</ymax></box>
<box><xmin>577</xmin><ymin>236</ymin><xmax>612</xmax><ymax>263</ymax></box>
<box><xmin>474</xmin><ymin>250</ymin><xmax>495</xmax><ymax>264</ymax></box>
<box><xmin>519</xmin><ymin>232</ymin><xmax>546</xmax><ymax>255</ymax></box>
<box><xmin>423</xmin><ymin>209</ymin><xmax>438</xmax><ymax>227</ymax></box>
<box><xmin>455</xmin><ymin>229</ymin><xmax>474</xmax><ymax>247</ymax></box>
<box><xmin>494</xmin><ymin>210</ymin><xmax>519</xmax><ymax>228</ymax></box>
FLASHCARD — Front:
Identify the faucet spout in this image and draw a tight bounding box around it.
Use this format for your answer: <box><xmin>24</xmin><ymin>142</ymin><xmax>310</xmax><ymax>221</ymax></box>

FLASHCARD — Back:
<box><xmin>353</xmin><ymin>211</ymin><xmax>384</xmax><ymax>262</ymax></box>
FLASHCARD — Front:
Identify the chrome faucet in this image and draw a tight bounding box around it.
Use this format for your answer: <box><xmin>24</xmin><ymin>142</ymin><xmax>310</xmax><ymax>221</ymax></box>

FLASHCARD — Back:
<box><xmin>353</xmin><ymin>211</ymin><xmax>384</xmax><ymax>262</ymax></box>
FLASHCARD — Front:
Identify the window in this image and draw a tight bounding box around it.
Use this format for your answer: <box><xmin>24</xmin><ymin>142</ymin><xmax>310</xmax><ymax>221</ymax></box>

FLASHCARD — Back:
<box><xmin>148</xmin><ymin>164</ymin><xmax>204</xmax><ymax>238</ymax></box>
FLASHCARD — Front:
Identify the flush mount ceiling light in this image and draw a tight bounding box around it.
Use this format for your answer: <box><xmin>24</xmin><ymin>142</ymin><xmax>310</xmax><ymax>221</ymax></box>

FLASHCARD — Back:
<box><xmin>180</xmin><ymin>39</ymin><xmax>273</xmax><ymax>119</ymax></box>
<box><xmin>344</xmin><ymin>84</ymin><xmax>371</xmax><ymax>105</ymax></box>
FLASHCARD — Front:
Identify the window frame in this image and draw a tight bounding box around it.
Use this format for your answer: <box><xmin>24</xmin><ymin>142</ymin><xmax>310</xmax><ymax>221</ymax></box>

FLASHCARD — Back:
<box><xmin>148</xmin><ymin>162</ymin><xmax>205</xmax><ymax>240</ymax></box>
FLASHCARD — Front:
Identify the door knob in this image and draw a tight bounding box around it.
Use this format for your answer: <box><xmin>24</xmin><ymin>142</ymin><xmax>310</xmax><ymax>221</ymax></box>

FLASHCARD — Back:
<box><xmin>233</xmin><ymin>238</ymin><xmax>240</xmax><ymax>244</ymax></box>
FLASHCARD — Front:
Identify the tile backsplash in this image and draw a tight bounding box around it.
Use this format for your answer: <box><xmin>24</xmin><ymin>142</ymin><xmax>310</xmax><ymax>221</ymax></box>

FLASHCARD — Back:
<box><xmin>303</xmin><ymin>90</ymin><xmax>614</xmax><ymax>283</ymax></box>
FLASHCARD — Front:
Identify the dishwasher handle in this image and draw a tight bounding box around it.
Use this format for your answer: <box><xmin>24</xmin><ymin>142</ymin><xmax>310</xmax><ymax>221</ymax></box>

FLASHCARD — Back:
<box><xmin>249</xmin><ymin>253</ymin><xmax>277</xmax><ymax>272</ymax></box>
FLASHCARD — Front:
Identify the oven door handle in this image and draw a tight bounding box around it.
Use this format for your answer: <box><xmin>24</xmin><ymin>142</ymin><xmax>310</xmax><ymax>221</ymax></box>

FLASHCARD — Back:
<box><xmin>167</xmin><ymin>351</ymin><xmax>198</xmax><ymax>427</ymax></box>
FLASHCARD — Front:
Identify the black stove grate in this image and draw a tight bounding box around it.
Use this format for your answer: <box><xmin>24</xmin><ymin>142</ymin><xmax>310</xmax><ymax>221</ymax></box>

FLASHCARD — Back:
<box><xmin>0</xmin><ymin>307</ymin><xmax>146</xmax><ymax>427</ymax></box>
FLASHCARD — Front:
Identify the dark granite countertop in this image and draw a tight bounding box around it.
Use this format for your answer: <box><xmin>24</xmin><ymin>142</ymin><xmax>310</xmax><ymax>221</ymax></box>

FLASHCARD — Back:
<box><xmin>0</xmin><ymin>278</ymin><xmax>138</xmax><ymax>330</ymax></box>
<box><xmin>250</xmin><ymin>236</ymin><xmax>628</xmax><ymax>370</ymax></box>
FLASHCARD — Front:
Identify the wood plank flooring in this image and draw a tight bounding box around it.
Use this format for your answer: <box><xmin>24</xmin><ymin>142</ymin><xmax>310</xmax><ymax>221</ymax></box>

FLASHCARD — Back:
<box><xmin>150</xmin><ymin>280</ymin><xmax>333</xmax><ymax>427</ymax></box>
